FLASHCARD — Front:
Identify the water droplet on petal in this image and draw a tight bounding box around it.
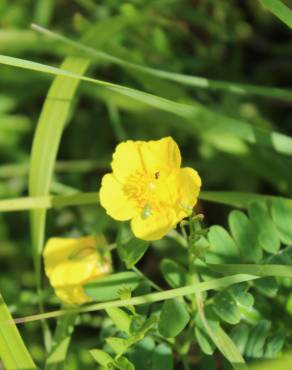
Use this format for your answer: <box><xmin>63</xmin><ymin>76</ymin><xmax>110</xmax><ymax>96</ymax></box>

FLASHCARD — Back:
<box><xmin>142</xmin><ymin>204</ymin><xmax>152</xmax><ymax>219</ymax></box>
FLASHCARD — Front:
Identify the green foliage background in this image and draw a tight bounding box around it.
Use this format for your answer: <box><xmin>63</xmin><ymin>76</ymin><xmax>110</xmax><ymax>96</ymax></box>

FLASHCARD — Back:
<box><xmin>0</xmin><ymin>0</ymin><xmax>292</xmax><ymax>369</ymax></box>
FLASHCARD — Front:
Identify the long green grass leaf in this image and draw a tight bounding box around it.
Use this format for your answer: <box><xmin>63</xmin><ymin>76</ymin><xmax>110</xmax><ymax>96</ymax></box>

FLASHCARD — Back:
<box><xmin>1</xmin><ymin>55</ymin><xmax>292</xmax><ymax>156</ymax></box>
<box><xmin>0</xmin><ymin>293</ymin><xmax>36</xmax><ymax>369</ymax></box>
<box><xmin>259</xmin><ymin>0</ymin><xmax>292</xmax><ymax>29</ymax></box>
<box><xmin>196</xmin><ymin>294</ymin><xmax>247</xmax><ymax>370</ymax></box>
<box><xmin>215</xmin><ymin>327</ymin><xmax>248</xmax><ymax>370</ymax></box>
<box><xmin>29</xmin><ymin>56</ymin><xmax>90</xmax><ymax>283</ymax></box>
<box><xmin>27</xmin><ymin>55</ymin><xmax>90</xmax><ymax>353</ymax></box>
<box><xmin>14</xmin><ymin>274</ymin><xmax>258</xmax><ymax>324</ymax></box>
<box><xmin>32</xmin><ymin>23</ymin><xmax>292</xmax><ymax>100</ymax></box>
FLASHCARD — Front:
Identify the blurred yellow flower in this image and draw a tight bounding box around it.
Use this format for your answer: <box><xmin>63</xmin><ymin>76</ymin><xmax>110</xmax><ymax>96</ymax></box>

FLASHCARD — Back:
<box><xmin>100</xmin><ymin>137</ymin><xmax>201</xmax><ymax>241</ymax></box>
<box><xmin>43</xmin><ymin>235</ymin><xmax>112</xmax><ymax>305</ymax></box>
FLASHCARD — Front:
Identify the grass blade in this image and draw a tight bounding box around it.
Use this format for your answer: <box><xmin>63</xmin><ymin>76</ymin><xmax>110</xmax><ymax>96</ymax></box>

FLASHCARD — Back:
<box><xmin>259</xmin><ymin>0</ymin><xmax>292</xmax><ymax>29</ymax></box>
<box><xmin>0</xmin><ymin>293</ymin><xmax>36</xmax><ymax>369</ymax></box>
<box><xmin>29</xmin><ymin>56</ymin><xmax>90</xmax><ymax>283</ymax></box>
<box><xmin>1</xmin><ymin>54</ymin><xmax>292</xmax><ymax>157</ymax></box>
<box><xmin>32</xmin><ymin>23</ymin><xmax>292</xmax><ymax>100</ymax></box>
<box><xmin>13</xmin><ymin>274</ymin><xmax>258</xmax><ymax>324</ymax></box>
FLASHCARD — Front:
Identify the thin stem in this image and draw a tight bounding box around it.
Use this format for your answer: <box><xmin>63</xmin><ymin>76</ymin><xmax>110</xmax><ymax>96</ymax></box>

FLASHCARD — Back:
<box><xmin>132</xmin><ymin>266</ymin><xmax>162</xmax><ymax>292</ymax></box>
<box><xmin>13</xmin><ymin>274</ymin><xmax>258</xmax><ymax>324</ymax></box>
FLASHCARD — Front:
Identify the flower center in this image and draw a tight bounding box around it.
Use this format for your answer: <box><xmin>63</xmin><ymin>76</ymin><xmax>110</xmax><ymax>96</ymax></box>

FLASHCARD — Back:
<box><xmin>123</xmin><ymin>170</ymin><xmax>171</xmax><ymax>216</ymax></box>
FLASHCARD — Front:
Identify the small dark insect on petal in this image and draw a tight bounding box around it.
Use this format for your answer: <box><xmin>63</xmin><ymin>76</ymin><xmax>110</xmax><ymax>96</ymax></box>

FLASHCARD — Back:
<box><xmin>154</xmin><ymin>171</ymin><xmax>160</xmax><ymax>179</ymax></box>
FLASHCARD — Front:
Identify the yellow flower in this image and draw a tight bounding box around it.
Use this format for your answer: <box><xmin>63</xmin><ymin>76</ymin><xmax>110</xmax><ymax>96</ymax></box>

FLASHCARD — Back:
<box><xmin>43</xmin><ymin>235</ymin><xmax>112</xmax><ymax>305</ymax></box>
<box><xmin>100</xmin><ymin>137</ymin><xmax>201</xmax><ymax>241</ymax></box>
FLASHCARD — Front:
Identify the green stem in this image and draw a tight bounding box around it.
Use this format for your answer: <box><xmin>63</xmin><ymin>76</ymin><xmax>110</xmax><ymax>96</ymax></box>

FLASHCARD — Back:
<box><xmin>14</xmin><ymin>274</ymin><xmax>258</xmax><ymax>324</ymax></box>
<box><xmin>185</xmin><ymin>219</ymin><xmax>248</xmax><ymax>370</ymax></box>
<box><xmin>45</xmin><ymin>310</ymin><xmax>77</xmax><ymax>370</ymax></box>
<box><xmin>132</xmin><ymin>266</ymin><xmax>162</xmax><ymax>292</ymax></box>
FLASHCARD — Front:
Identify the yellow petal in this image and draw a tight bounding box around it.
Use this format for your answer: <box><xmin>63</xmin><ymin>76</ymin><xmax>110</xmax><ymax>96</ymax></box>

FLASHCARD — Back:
<box><xmin>111</xmin><ymin>140</ymin><xmax>144</xmax><ymax>182</ymax></box>
<box><xmin>177</xmin><ymin>167</ymin><xmax>201</xmax><ymax>216</ymax></box>
<box><xmin>55</xmin><ymin>286</ymin><xmax>90</xmax><ymax>305</ymax></box>
<box><xmin>99</xmin><ymin>173</ymin><xmax>138</xmax><ymax>221</ymax></box>
<box><xmin>131</xmin><ymin>208</ymin><xmax>177</xmax><ymax>241</ymax></box>
<box><xmin>43</xmin><ymin>236</ymin><xmax>98</xmax><ymax>287</ymax></box>
<box><xmin>140</xmin><ymin>137</ymin><xmax>181</xmax><ymax>173</ymax></box>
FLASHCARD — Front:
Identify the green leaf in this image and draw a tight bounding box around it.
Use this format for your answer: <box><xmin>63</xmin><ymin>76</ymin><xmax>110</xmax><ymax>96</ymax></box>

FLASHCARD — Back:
<box><xmin>196</xmin><ymin>308</ymin><xmax>248</xmax><ymax>370</ymax></box>
<box><xmin>229</xmin><ymin>210</ymin><xmax>263</xmax><ymax>263</ymax></box>
<box><xmin>151</xmin><ymin>343</ymin><xmax>173</xmax><ymax>370</ymax></box>
<box><xmin>264</xmin><ymin>328</ymin><xmax>286</xmax><ymax>358</ymax></box>
<box><xmin>195</xmin><ymin>325</ymin><xmax>216</xmax><ymax>355</ymax></box>
<box><xmin>118</xmin><ymin>238</ymin><xmax>149</xmax><ymax>269</ymax></box>
<box><xmin>115</xmin><ymin>356</ymin><xmax>135</xmax><ymax>370</ymax></box>
<box><xmin>132</xmin><ymin>315</ymin><xmax>157</xmax><ymax>337</ymax></box>
<box><xmin>260</xmin><ymin>0</ymin><xmax>292</xmax><ymax>29</ymax></box>
<box><xmin>213</xmin><ymin>290</ymin><xmax>241</xmax><ymax>325</ymax></box>
<box><xmin>90</xmin><ymin>349</ymin><xmax>114</xmax><ymax>367</ymax></box>
<box><xmin>129</xmin><ymin>337</ymin><xmax>155</xmax><ymax>370</ymax></box>
<box><xmin>84</xmin><ymin>272</ymin><xmax>141</xmax><ymax>301</ymax></box>
<box><xmin>214</xmin><ymin>326</ymin><xmax>248</xmax><ymax>369</ymax></box>
<box><xmin>271</xmin><ymin>198</ymin><xmax>292</xmax><ymax>245</ymax></box>
<box><xmin>230</xmin><ymin>324</ymin><xmax>250</xmax><ymax>355</ymax></box>
<box><xmin>105</xmin><ymin>307</ymin><xmax>132</xmax><ymax>335</ymax></box>
<box><xmin>248</xmin><ymin>201</ymin><xmax>280</xmax><ymax>253</ymax></box>
<box><xmin>254</xmin><ymin>277</ymin><xmax>278</xmax><ymax>298</ymax></box>
<box><xmin>106</xmin><ymin>337</ymin><xmax>130</xmax><ymax>356</ymax></box>
<box><xmin>206</xmin><ymin>225</ymin><xmax>241</xmax><ymax>264</ymax></box>
<box><xmin>160</xmin><ymin>259</ymin><xmax>188</xmax><ymax>288</ymax></box>
<box><xmin>158</xmin><ymin>299</ymin><xmax>190</xmax><ymax>337</ymax></box>
<box><xmin>229</xmin><ymin>284</ymin><xmax>254</xmax><ymax>308</ymax></box>
<box><xmin>245</xmin><ymin>320</ymin><xmax>271</xmax><ymax>358</ymax></box>
<box><xmin>0</xmin><ymin>293</ymin><xmax>36</xmax><ymax>369</ymax></box>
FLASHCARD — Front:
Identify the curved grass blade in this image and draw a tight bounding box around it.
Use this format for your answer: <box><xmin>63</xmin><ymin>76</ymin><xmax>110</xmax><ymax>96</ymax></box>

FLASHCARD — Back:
<box><xmin>27</xmin><ymin>55</ymin><xmax>89</xmax><ymax>353</ymax></box>
<box><xmin>29</xmin><ymin>56</ymin><xmax>90</xmax><ymax>284</ymax></box>
<box><xmin>1</xmin><ymin>54</ymin><xmax>292</xmax><ymax>157</ymax></box>
<box><xmin>260</xmin><ymin>0</ymin><xmax>292</xmax><ymax>29</ymax></box>
<box><xmin>196</xmin><ymin>293</ymin><xmax>247</xmax><ymax>370</ymax></box>
<box><xmin>0</xmin><ymin>293</ymin><xmax>36</xmax><ymax>369</ymax></box>
<box><xmin>32</xmin><ymin>24</ymin><xmax>292</xmax><ymax>100</ymax></box>
<box><xmin>13</xmin><ymin>274</ymin><xmax>258</xmax><ymax>324</ymax></box>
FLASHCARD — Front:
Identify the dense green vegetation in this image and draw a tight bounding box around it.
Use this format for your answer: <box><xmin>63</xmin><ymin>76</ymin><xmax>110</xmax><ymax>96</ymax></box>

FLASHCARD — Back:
<box><xmin>1</xmin><ymin>1</ymin><xmax>292</xmax><ymax>369</ymax></box>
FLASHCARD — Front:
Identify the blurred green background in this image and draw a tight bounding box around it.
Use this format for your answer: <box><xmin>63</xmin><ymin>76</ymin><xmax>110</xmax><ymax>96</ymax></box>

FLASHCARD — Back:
<box><xmin>1</xmin><ymin>0</ymin><xmax>292</xmax><ymax>368</ymax></box>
